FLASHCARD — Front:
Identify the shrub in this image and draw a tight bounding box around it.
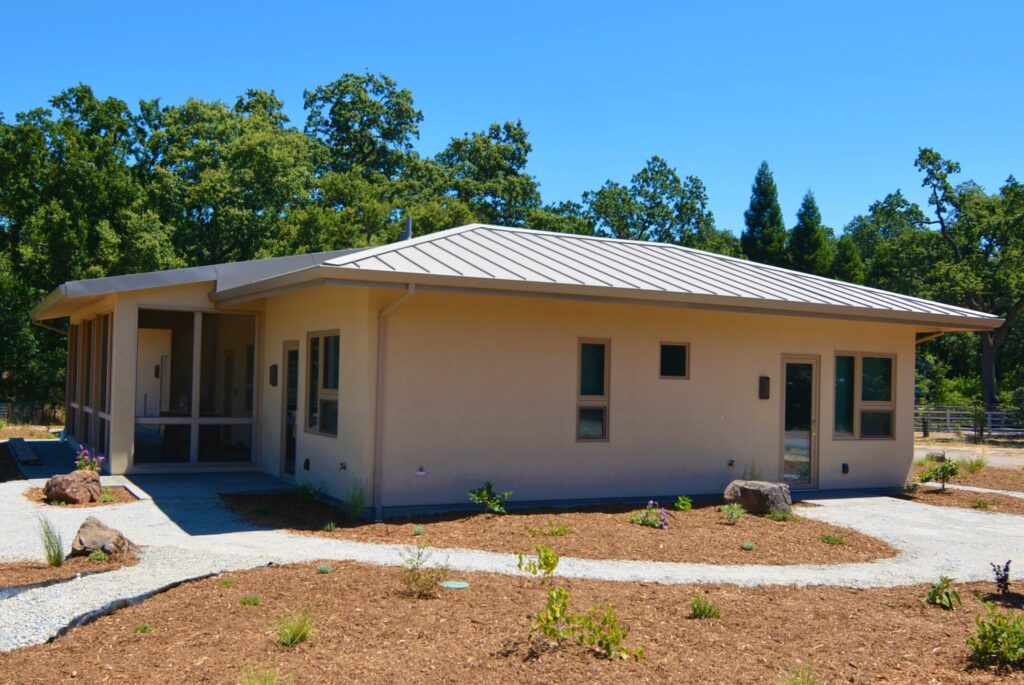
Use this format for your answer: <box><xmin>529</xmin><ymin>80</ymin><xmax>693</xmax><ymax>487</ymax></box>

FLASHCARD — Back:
<box><xmin>627</xmin><ymin>500</ymin><xmax>669</xmax><ymax>529</ymax></box>
<box><xmin>902</xmin><ymin>482</ymin><xmax>920</xmax><ymax>495</ymax></box>
<box><xmin>133</xmin><ymin>623</ymin><xmax>154</xmax><ymax>634</ymax></box>
<box><xmin>925</xmin><ymin>576</ymin><xmax>962</xmax><ymax>611</ymax></box>
<box><xmin>74</xmin><ymin>446</ymin><xmax>105</xmax><ymax>473</ymax></box>
<box><xmin>690</xmin><ymin>594</ymin><xmax>721</xmax><ymax>619</ymax></box>
<box><xmin>219</xmin><ymin>578</ymin><xmax>237</xmax><ymax>588</ymax></box>
<box><xmin>291</xmin><ymin>481</ymin><xmax>322</xmax><ymax>502</ymax></box>
<box><xmin>240</xmin><ymin>595</ymin><xmax>261</xmax><ymax>606</ymax></box>
<box><xmin>719</xmin><ymin>503</ymin><xmax>745</xmax><ymax>525</ymax></box>
<box><xmin>468</xmin><ymin>481</ymin><xmax>513</xmax><ymax>514</ymax></box>
<box><xmin>47</xmin><ymin>499</ymin><xmax>67</xmax><ymax>507</ymax></box>
<box><xmin>918</xmin><ymin>460</ymin><xmax>959</xmax><ymax>491</ymax></box>
<box><xmin>574</xmin><ymin>605</ymin><xmax>644</xmax><ymax>660</ymax></box>
<box><xmin>967</xmin><ymin>601</ymin><xmax>1024</xmax><ymax>668</ymax></box>
<box><xmin>518</xmin><ymin>544</ymin><xmax>560</xmax><ymax>584</ymax></box>
<box><xmin>820</xmin><ymin>534</ymin><xmax>845</xmax><ymax>546</ymax></box>
<box><xmin>961</xmin><ymin>457</ymin><xmax>988</xmax><ymax>474</ymax></box>
<box><xmin>740</xmin><ymin>541</ymin><xmax>756</xmax><ymax>551</ymax></box>
<box><xmin>98</xmin><ymin>487</ymin><xmax>115</xmax><ymax>504</ymax></box>
<box><xmin>400</xmin><ymin>546</ymin><xmax>449</xmax><ymax>598</ymax></box>
<box><xmin>88</xmin><ymin>549</ymin><xmax>109</xmax><ymax>563</ymax></box>
<box><xmin>526</xmin><ymin>521</ymin><xmax>571</xmax><ymax>537</ymax></box>
<box><xmin>674</xmin><ymin>495</ymin><xmax>693</xmax><ymax>512</ymax></box>
<box><xmin>344</xmin><ymin>482</ymin><xmax>367</xmax><ymax>520</ymax></box>
<box><xmin>973</xmin><ymin>499</ymin><xmax>990</xmax><ymax>510</ymax></box>
<box><xmin>765</xmin><ymin>508</ymin><xmax>794</xmax><ymax>522</ymax></box>
<box><xmin>316</xmin><ymin>563</ymin><xmax>332</xmax><ymax>574</ymax></box>
<box><xmin>532</xmin><ymin>585</ymin><xmax>574</xmax><ymax>642</ymax></box>
<box><xmin>322</xmin><ymin>521</ymin><xmax>337</xmax><ymax>532</ymax></box>
<box><xmin>777</xmin><ymin>667</ymin><xmax>821</xmax><ymax>685</ymax></box>
<box><xmin>38</xmin><ymin>516</ymin><xmax>63</xmax><ymax>567</ymax></box>
<box><xmin>412</xmin><ymin>525</ymin><xmax>425</xmax><ymax>537</ymax></box>
<box><xmin>275</xmin><ymin>607</ymin><xmax>315</xmax><ymax>648</ymax></box>
<box><xmin>238</xmin><ymin>664</ymin><xmax>283</xmax><ymax>685</ymax></box>
<box><xmin>992</xmin><ymin>561</ymin><xmax>1012</xmax><ymax>595</ymax></box>
<box><xmin>742</xmin><ymin>461</ymin><xmax>762</xmax><ymax>481</ymax></box>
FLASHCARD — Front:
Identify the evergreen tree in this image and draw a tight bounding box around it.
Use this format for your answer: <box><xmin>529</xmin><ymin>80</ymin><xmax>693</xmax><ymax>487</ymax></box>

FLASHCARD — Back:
<box><xmin>788</xmin><ymin>191</ymin><xmax>834</xmax><ymax>275</ymax></box>
<box><xmin>741</xmin><ymin>161</ymin><xmax>788</xmax><ymax>266</ymax></box>
<box><xmin>831</xmin><ymin>234</ymin><xmax>865</xmax><ymax>284</ymax></box>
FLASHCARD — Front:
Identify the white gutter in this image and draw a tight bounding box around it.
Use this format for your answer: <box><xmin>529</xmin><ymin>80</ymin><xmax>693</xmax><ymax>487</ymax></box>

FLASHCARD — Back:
<box><xmin>372</xmin><ymin>284</ymin><xmax>416</xmax><ymax>521</ymax></box>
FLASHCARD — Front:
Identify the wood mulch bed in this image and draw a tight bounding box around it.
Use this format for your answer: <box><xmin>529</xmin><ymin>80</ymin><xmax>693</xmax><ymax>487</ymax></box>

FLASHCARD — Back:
<box><xmin>0</xmin><ymin>443</ymin><xmax>24</xmax><ymax>483</ymax></box>
<box><xmin>223</xmin><ymin>494</ymin><xmax>896</xmax><ymax>565</ymax></box>
<box><xmin>901</xmin><ymin>486</ymin><xmax>1024</xmax><ymax>516</ymax></box>
<box><xmin>0</xmin><ymin>554</ymin><xmax>137</xmax><ymax>589</ymax></box>
<box><xmin>23</xmin><ymin>485</ymin><xmax>138</xmax><ymax>507</ymax></box>
<box><xmin>912</xmin><ymin>462</ymin><xmax>1024</xmax><ymax>494</ymax></box>
<box><xmin>2</xmin><ymin>560</ymin><xmax>1022</xmax><ymax>684</ymax></box>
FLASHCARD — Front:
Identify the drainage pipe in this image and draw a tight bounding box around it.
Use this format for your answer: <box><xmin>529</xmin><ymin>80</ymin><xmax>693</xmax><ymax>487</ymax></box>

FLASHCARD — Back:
<box><xmin>372</xmin><ymin>284</ymin><xmax>416</xmax><ymax>521</ymax></box>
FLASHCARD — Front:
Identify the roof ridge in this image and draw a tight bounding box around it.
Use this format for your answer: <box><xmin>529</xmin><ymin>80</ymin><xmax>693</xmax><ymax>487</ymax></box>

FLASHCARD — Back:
<box><xmin>324</xmin><ymin>224</ymin><xmax>485</xmax><ymax>268</ymax></box>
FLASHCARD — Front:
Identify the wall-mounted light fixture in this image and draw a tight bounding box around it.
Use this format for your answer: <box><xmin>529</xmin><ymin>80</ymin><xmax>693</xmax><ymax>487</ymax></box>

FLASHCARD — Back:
<box><xmin>758</xmin><ymin>376</ymin><xmax>770</xmax><ymax>400</ymax></box>
<box><xmin>269</xmin><ymin>364</ymin><xmax>278</xmax><ymax>387</ymax></box>
<box><xmin>415</xmin><ymin>466</ymin><xmax>428</xmax><ymax>477</ymax></box>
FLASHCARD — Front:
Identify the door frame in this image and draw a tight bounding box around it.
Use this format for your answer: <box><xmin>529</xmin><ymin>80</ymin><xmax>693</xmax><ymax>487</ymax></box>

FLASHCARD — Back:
<box><xmin>280</xmin><ymin>340</ymin><xmax>300</xmax><ymax>480</ymax></box>
<box><xmin>779</xmin><ymin>354</ymin><xmax>820</xmax><ymax>490</ymax></box>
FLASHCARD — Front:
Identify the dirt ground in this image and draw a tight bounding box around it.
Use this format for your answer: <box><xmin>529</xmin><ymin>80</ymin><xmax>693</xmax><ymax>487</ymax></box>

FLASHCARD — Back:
<box><xmin>23</xmin><ymin>485</ymin><xmax>137</xmax><ymax>507</ymax></box>
<box><xmin>1</xmin><ymin>560</ymin><xmax>1021</xmax><ymax>684</ymax></box>
<box><xmin>224</xmin><ymin>494</ymin><xmax>895</xmax><ymax>565</ymax></box>
<box><xmin>0</xmin><ymin>554</ymin><xmax>137</xmax><ymax>588</ymax></box>
<box><xmin>917</xmin><ymin>433</ymin><xmax>1024</xmax><ymax>455</ymax></box>
<box><xmin>0</xmin><ymin>424</ymin><xmax>60</xmax><ymax>441</ymax></box>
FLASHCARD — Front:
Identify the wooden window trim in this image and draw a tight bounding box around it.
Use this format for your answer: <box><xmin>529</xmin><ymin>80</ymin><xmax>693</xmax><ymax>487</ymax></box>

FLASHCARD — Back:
<box><xmin>658</xmin><ymin>341</ymin><xmax>690</xmax><ymax>380</ymax></box>
<box><xmin>577</xmin><ymin>338</ymin><xmax>610</xmax><ymax>442</ymax></box>
<box><xmin>833</xmin><ymin>352</ymin><xmax>896</xmax><ymax>441</ymax></box>
<box><xmin>305</xmin><ymin>330</ymin><xmax>340</xmax><ymax>438</ymax></box>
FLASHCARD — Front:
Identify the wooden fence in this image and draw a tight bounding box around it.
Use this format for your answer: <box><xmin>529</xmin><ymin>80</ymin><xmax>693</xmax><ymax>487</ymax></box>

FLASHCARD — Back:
<box><xmin>0</xmin><ymin>402</ymin><xmax>64</xmax><ymax>425</ymax></box>
<box><xmin>915</xmin><ymin>405</ymin><xmax>1024</xmax><ymax>436</ymax></box>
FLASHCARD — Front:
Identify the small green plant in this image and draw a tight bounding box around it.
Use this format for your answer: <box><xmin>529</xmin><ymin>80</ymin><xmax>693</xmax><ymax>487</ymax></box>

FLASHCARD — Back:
<box><xmin>719</xmin><ymin>503</ymin><xmax>745</xmax><ymax>525</ymax></box>
<box><xmin>777</xmin><ymin>666</ymin><xmax>821</xmax><ymax>685</ymax></box>
<box><xmin>674</xmin><ymin>495</ymin><xmax>693</xmax><ymax>512</ymax></box>
<box><xmin>400</xmin><ymin>545</ymin><xmax>449</xmax><ymax>598</ymax></box>
<box><xmin>38</xmin><ymin>516</ymin><xmax>63</xmax><ymax>567</ymax></box>
<box><xmin>765</xmin><ymin>508</ymin><xmax>794</xmax><ymax>522</ymax></box>
<box><xmin>518</xmin><ymin>544</ymin><xmax>561</xmax><ymax>584</ymax></box>
<box><xmin>98</xmin><ymin>487</ymin><xmax>115</xmax><ymax>504</ymax></box>
<box><xmin>925</xmin><ymin>576</ymin><xmax>961</xmax><ymax>611</ymax></box>
<box><xmin>967</xmin><ymin>601</ymin><xmax>1024</xmax><ymax>668</ymax></box>
<box><xmin>532</xmin><ymin>585</ymin><xmax>574</xmax><ymax>642</ymax></box>
<box><xmin>275</xmin><ymin>607</ymin><xmax>315</xmax><ymax>648</ymax></box>
<box><xmin>742</xmin><ymin>460</ymin><xmax>762</xmax><ymax>481</ymax></box>
<box><xmin>961</xmin><ymin>456</ymin><xmax>988</xmax><ymax>474</ymax></box>
<box><xmin>690</xmin><ymin>594</ymin><xmax>721</xmax><ymax>619</ymax></box>
<box><xmin>918</xmin><ymin>460</ymin><xmax>959</xmax><ymax>491</ymax></box>
<box><xmin>526</xmin><ymin>520</ymin><xmax>571</xmax><ymax>537</ymax></box>
<box><xmin>973</xmin><ymin>499</ymin><xmax>990</xmax><ymax>510</ymax></box>
<box><xmin>74</xmin><ymin>446</ymin><xmax>105</xmax><ymax>473</ymax></box>
<box><xmin>902</xmin><ymin>482</ymin><xmax>920</xmax><ymax>495</ymax></box>
<box><xmin>412</xmin><ymin>525</ymin><xmax>425</xmax><ymax>536</ymax></box>
<box><xmin>291</xmin><ymin>481</ymin><xmax>322</xmax><ymax>502</ymax></box>
<box><xmin>627</xmin><ymin>500</ymin><xmax>669</xmax><ymax>529</ymax></box>
<box><xmin>316</xmin><ymin>563</ymin><xmax>332</xmax><ymax>574</ymax></box>
<box><xmin>240</xmin><ymin>595</ymin><xmax>262</xmax><ymax>606</ymax></box>
<box><xmin>344</xmin><ymin>481</ymin><xmax>367</xmax><ymax>519</ymax></box>
<box><xmin>219</xmin><ymin>577</ymin><xmax>237</xmax><ymax>588</ymax></box>
<box><xmin>88</xmin><ymin>549</ymin><xmax>109</xmax><ymax>563</ymax></box>
<box><xmin>133</xmin><ymin>623</ymin><xmax>154</xmax><ymax>634</ymax></box>
<box><xmin>574</xmin><ymin>605</ymin><xmax>644</xmax><ymax>660</ymax></box>
<box><xmin>46</xmin><ymin>499</ymin><xmax>67</xmax><ymax>507</ymax></box>
<box><xmin>468</xmin><ymin>481</ymin><xmax>513</xmax><ymax>514</ymax></box>
<box><xmin>820</xmin><ymin>534</ymin><xmax>846</xmax><ymax>545</ymax></box>
<box><xmin>740</xmin><ymin>541</ymin><xmax>757</xmax><ymax>551</ymax></box>
<box><xmin>322</xmin><ymin>521</ymin><xmax>337</xmax><ymax>532</ymax></box>
<box><xmin>238</xmin><ymin>663</ymin><xmax>283</xmax><ymax>685</ymax></box>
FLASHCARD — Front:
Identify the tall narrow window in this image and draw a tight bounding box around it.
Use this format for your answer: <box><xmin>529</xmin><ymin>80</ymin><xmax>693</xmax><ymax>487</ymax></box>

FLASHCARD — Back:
<box><xmin>307</xmin><ymin>331</ymin><xmax>340</xmax><ymax>437</ymax></box>
<box><xmin>833</xmin><ymin>353</ymin><xmax>895</xmax><ymax>439</ymax></box>
<box><xmin>577</xmin><ymin>340</ymin><xmax>609</xmax><ymax>440</ymax></box>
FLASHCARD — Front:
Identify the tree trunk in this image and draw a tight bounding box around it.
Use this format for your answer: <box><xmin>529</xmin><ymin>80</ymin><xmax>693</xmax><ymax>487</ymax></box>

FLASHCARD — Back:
<box><xmin>980</xmin><ymin>331</ymin><xmax>998</xmax><ymax>409</ymax></box>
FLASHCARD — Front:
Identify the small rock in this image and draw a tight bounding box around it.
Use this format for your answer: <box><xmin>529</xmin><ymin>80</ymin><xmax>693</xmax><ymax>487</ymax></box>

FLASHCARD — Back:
<box><xmin>70</xmin><ymin>516</ymin><xmax>138</xmax><ymax>558</ymax></box>
<box><xmin>723</xmin><ymin>480</ymin><xmax>792</xmax><ymax>515</ymax></box>
<box><xmin>43</xmin><ymin>470</ymin><xmax>100</xmax><ymax>505</ymax></box>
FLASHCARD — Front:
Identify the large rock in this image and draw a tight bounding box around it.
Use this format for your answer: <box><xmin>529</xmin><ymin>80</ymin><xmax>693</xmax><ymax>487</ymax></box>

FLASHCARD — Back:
<box><xmin>70</xmin><ymin>516</ymin><xmax>138</xmax><ymax>558</ymax></box>
<box><xmin>723</xmin><ymin>480</ymin><xmax>792</xmax><ymax>515</ymax></box>
<box><xmin>43</xmin><ymin>470</ymin><xmax>100</xmax><ymax>505</ymax></box>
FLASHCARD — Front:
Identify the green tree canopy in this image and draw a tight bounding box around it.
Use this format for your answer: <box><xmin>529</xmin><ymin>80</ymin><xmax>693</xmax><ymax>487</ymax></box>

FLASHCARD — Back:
<box><xmin>741</xmin><ymin>161</ymin><xmax>787</xmax><ymax>266</ymax></box>
<box><xmin>787</xmin><ymin>191</ymin><xmax>834</xmax><ymax>275</ymax></box>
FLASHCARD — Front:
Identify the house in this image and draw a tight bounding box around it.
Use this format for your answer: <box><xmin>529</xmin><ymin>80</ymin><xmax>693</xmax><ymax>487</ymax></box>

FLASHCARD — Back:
<box><xmin>31</xmin><ymin>224</ymin><xmax>1001</xmax><ymax>516</ymax></box>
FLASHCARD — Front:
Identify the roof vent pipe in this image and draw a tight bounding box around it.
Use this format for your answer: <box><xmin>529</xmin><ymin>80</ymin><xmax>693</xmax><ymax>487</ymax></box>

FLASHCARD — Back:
<box><xmin>400</xmin><ymin>214</ymin><xmax>413</xmax><ymax>241</ymax></box>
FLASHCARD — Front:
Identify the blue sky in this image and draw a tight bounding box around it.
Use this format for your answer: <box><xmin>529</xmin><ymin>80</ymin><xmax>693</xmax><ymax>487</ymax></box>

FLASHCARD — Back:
<box><xmin>2</xmin><ymin>1</ymin><xmax>1022</xmax><ymax>233</ymax></box>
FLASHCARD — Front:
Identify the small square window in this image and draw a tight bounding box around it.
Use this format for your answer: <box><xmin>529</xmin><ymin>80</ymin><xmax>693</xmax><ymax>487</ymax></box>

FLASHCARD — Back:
<box><xmin>577</xmin><ymin>406</ymin><xmax>607</xmax><ymax>440</ymax></box>
<box><xmin>860</xmin><ymin>410</ymin><xmax>893</xmax><ymax>438</ymax></box>
<box><xmin>660</xmin><ymin>344</ymin><xmax>688</xmax><ymax>378</ymax></box>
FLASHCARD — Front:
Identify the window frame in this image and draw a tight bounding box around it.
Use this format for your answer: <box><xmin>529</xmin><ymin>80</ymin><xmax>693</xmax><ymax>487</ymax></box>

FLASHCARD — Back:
<box><xmin>576</xmin><ymin>338</ymin><xmax>610</xmax><ymax>442</ymax></box>
<box><xmin>658</xmin><ymin>342</ymin><xmax>690</xmax><ymax>380</ymax></box>
<box><xmin>833</xmin><ymin>352</ymin><xmax>896</xmax><ymax>440</ymax></box>
<box><xmin>305</xmin><ymin>330</ymin><xmax>340</xmax><ymax>438</ymax></box>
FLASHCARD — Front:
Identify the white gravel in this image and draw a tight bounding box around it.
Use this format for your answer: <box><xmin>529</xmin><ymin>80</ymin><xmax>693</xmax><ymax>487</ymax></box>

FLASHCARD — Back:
<box><xmin>1</xmin><ymin>477</ymin><xmax>1022</xmax><ymax>652</ymax></box>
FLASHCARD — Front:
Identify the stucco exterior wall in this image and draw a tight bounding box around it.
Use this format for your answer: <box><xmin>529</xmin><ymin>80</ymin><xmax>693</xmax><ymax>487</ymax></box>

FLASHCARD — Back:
<box><xmin>376</xmin><ymin>290</ymin><xmax>916</xmax><ymax>508</ymax></box>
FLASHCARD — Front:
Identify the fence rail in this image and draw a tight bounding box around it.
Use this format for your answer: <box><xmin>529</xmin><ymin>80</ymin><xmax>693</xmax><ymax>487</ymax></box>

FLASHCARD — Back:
<box><xmin>915</xmin><ymin>406</ymin><xmax>1024</xmax><ymax>436</ymax></box>
<box><xmin>0</xmin><ymin>402</ymin><xmax>64</xmax><ymax>425</ymax></box>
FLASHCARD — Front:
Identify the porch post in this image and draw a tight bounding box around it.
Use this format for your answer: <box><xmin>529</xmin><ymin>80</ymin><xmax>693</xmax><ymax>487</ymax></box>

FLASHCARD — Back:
<box><xmin>107</xmin><ymin>298</ymin><xmax>138</xmax><ymax>475</ymax></box>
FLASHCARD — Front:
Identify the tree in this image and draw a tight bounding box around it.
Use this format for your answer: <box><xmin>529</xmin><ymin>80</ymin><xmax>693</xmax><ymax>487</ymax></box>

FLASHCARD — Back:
<box><xmin>914</xmin><ymin>148</ymin><xmax>1024</xmax><ymax>407</ymax></box>
<box><xmin>788</xmin><ymin>191</ymin><xmax>834</xmax><ymax>275</ymax></box>
<box><xmin>830</xmin><ymin>234</ymin><xmax>865</xmax><ymax>284</ymax></box>
<box><xmin>526</xmin><ymin>201</ymin><xmax>595</xmax><ymax>235</ymax></box>
<box><xmin>741</xmin><ymin>161</ymin><xmax>788</xmax><ymax>266</ymax></box>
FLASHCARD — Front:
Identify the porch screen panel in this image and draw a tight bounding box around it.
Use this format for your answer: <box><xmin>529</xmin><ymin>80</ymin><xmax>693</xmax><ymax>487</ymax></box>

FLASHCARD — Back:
<box><xmin>199</xmin><ymin>313</ymin><xmax>255</xmax><ymax>418</ymax></box>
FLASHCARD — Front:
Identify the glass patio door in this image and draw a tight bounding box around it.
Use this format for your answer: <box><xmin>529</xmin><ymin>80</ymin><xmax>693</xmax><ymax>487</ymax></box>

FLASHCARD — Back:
<box><xmin>782</xmin><ymin>356</ymin><xmax>818</xmax><ymax>487</ymax></box>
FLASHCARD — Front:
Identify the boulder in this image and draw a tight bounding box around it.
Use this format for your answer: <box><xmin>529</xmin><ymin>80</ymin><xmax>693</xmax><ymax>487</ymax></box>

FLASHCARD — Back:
<box><xmin>43</xmin><ymin>470</ymin><xmax>100</xmax><ymax>505</ymax></box>
<box><xmin>70</xmin><ymin>516</ymin><xmax>138</xmax><ymax>558</ymax></box>
<box><xmin>723</xmin><ymin>480</ymin><xmax>792</xmax><ymax>515</ymax></box>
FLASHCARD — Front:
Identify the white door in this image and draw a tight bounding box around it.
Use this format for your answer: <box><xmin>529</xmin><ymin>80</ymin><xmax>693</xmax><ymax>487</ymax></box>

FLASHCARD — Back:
<box><xmin>136</xmin><ymin>328</ymin><xmax>172</xmax><ymax>417</ymax></box>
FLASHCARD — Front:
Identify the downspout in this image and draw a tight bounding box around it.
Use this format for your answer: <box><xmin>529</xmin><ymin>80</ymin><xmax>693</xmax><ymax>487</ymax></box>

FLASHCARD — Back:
<box><xmin>372</xmin><ymin>283</ymin><xmax>416</xmax><ymax>521</ymax></box>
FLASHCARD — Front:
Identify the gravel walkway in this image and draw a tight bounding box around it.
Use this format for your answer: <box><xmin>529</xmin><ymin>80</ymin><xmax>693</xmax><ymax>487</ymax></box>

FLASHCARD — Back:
<box><xmin>1</xmin><ymin>476</ymin><xmax>1022</xmax><ymax>652</ymax></box>
<box><xmin>920</xmin><ymin>481</ymin><xmax>1024</xmax><ymax>499</ymax></box>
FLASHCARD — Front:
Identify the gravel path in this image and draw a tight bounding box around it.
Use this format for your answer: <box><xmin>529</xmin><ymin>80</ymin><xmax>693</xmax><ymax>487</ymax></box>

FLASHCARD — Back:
<box><xmin>1</xmin><ymin>477</ymin><xmax>1022</xmax><ymax>652</ymax></box>
<box><xmin>920</xmin><ymin>481</ymin><xmax>1024</xmax><ymax>499</ymax></box>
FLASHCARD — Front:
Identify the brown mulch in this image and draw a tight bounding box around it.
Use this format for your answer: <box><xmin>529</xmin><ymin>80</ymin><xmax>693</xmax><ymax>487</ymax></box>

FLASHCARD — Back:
<box><xmin>912</xmin><ymin>462</ymin><xmax>1024</xmax><ymax>494</ymax></box>
<box><xmin>0</xmin><ymin>443</ymin><xmax>24</xmax><ymax>483</ymax></box>
<box><xmin>23</xmin><ymin>485</ymin><xmax>137</xmax><ymax>507</ymax></box>
<box><xmin>223</xmin><ymin>494</ymin><xmax>895</xmax><ymax>565</ymax></box>
<box><xmin>2</xmin><ymin>560</ymin><xmax>1022</xmax><ymax>684</ymax></box>
<box><xmin>0</xmin><ymin>554</ymin><xmax>137</xmax><ymax>589</ymax></box>
<box><xmin>902</xmin><ymin>486</ymin><xmax>1024</xmax><ymax>515</ymax></box>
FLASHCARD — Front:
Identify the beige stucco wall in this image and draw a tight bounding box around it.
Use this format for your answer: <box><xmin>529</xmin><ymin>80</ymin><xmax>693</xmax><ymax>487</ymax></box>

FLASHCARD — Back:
<box><xmin>376</xmin><ymin>290</ymin><xmax>916</xmax><ymax>508</ymax></box>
